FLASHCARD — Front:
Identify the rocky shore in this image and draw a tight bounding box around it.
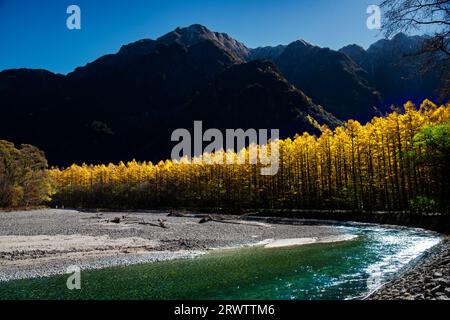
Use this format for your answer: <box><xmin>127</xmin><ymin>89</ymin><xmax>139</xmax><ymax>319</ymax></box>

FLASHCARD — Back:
<box><xmin>368</xmin><ymin>239</ymin><xmax>450</xmax><ymax>300</ymax></box>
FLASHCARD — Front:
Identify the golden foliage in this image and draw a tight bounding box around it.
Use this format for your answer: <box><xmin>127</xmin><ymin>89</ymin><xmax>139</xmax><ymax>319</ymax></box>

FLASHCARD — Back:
<box><xmin>50</xmin><ymin>100</ymin><xmax>450</xmax><ymax>211</ymax></box>
<box><xmin>0</xmin><ymin>141</ymin><xmax>54</xmax><ymax>208</ymax></box>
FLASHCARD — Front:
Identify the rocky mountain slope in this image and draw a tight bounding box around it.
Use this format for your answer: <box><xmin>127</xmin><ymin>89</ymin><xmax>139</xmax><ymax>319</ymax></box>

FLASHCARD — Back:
<box><xmin>0</xmin><ymin>26</ymin><xmax>339</xmax><ymax>166</ymax></box>
<box><xmin>1</xmin><ymin>25</ymin><xmax>446</xmax><ymax>166</ymax></box>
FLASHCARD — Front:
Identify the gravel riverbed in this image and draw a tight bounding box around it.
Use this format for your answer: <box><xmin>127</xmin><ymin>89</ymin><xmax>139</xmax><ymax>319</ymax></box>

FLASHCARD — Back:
<box><xmin>0</xmin><ymin>209</ymin><xmax>342</xmax><ymax>281</ymax></box>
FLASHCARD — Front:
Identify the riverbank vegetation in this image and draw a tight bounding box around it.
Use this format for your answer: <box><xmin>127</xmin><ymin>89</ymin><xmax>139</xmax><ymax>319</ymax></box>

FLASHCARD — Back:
<box><xmin>49</xmin><ymin>100</ymin><xmax>450</xmax><ymax>213</ymax></box>
<box><xmin>0</xmin><ymin>140</ymin><xmax>53</xmax><ymax>208</ymax></box>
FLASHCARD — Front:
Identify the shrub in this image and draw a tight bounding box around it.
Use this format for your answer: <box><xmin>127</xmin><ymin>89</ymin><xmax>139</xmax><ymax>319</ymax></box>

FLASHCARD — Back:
<box><xmin>0</xmin><ymin>140</ymin><xmax>53</xmax><ymax>208</ymax></box>
<box><xmin>409</xmin><ymin>196</ymin><xmax>437</xmax><ymax>213</ymax></box>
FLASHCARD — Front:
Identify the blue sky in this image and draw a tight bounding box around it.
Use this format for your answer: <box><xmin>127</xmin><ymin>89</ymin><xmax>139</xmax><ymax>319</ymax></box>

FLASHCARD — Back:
<box><xmin>0</xmin><ymin>0</ymin><xmax>384</xmax><ymax>74</ymax></box>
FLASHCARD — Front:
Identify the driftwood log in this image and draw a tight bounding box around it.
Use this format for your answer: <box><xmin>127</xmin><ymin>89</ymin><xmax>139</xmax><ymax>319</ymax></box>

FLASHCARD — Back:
<box><xmin>198</xmin><ymin>214</ymin><xmax>268</xmax><ymax>227</ymax></box>
<box><xmin>199</xmin><ymin>215</ymin><xmax>214</xmax><ymax>223</ymax></box>
<box><xmin>138</xmin><ymin>218</ymin><xmax>168</xmax><ymax>228</ymax></box>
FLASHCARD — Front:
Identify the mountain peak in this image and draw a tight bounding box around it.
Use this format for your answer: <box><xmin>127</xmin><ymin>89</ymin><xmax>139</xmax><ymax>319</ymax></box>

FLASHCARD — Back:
<box><xmin>340</xmin><ymin>44</ymin><xmax>366</xmax><ymax>52</ymax></box>
<box><xmin>171</xmin><ymin>24</ymin><xmax>213</xmax><ymax>39</ymax></box>
<box><xmin>392</xmin><ymin>32</ymin><xmax>408</xmax><ymax>41</ymax></box>
<box><xmin>368</xmin><ymin>32</ymin><xmax>426</xmax><ymax>54</ymax></box>
<box><xmin>248</xmin><ymin>45</ymin><xmax>287</xmax><ymax>61</ymax></box>
<box><xmin>291</xmin><ymin>39</ymin><xmax>315</xmax><ymax>48</ymax></box>
<box><xmin>339</xmin><ymin>44</ymin><xmax>368</xmax><ymax>68</ymax></box>
<box><xmin>157</xmin><ymin>24</ymin><xmax>250</xmax><ymax>61</ymax></box>
<box><xmin>181</xmin><ymin>24</ymin><xmax>210</xmax><ymax>32</ymax></box>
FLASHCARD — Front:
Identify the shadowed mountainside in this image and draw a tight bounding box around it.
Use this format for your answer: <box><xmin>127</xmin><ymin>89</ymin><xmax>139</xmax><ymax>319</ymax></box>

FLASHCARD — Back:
<box><xmin>250</xmin><ymin>33</ymin><xmax>446</xmax><ymax>121</ymax></box>
<box><xmin>339</xmin><ymin>33</ymin><xmax>443</xmax><ymax>107</ymax></box>
<box><xmin>0</xmin><ymin>25</ymin><xmax>446</xmax><ymax>166</ymax></box>
<box><xmin>272</xmin><ymin>40</ymin><xmax>381</xmax><ymax>122</ymax></box>
<box><xmin>0</xmin><ymin>27</ymin><xmax>339</xmax><ymax>166</ymax></box>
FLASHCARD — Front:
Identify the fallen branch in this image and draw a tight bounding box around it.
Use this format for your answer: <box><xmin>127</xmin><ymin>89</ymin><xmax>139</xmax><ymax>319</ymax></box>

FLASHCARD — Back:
<box><xmin>138</xmin><ymin>218</ymin><xmax>168</xmax><ymax>229</ymax></box>
<box><xmin>199</xmin><ymin>215</ymin><xmax>214</xmax><ymax>224</ymax></box>
<box><xmin>158</xmin><ymin>219</ymin><xmax>168</xmax><ymax>228</ymax></box>
<box><xmin>198</xmin><ymin>214</ymin><xmax>269</xmax><ymax>227</ymax></box>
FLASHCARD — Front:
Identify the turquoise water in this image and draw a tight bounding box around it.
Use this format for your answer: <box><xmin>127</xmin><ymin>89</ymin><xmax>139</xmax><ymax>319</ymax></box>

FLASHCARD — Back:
<box><xmin>0</xmin><ymin>223</ymin><xmax>442</xmax><ymax>300</ymax></box>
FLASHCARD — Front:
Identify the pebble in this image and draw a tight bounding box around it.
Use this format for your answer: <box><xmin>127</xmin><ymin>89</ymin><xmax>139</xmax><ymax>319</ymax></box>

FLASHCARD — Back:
<box><xmin>368</xmin><ymin>240</ymin><xmax>450</xmax><ymax>300</ymax></box>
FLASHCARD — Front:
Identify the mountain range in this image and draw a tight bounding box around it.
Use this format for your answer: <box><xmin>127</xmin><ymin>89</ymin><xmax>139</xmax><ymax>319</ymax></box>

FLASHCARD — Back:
<box><xmin>0</xmin><ymin>24</ymin><xmax>446</xmax><ymax>166</ymax></box>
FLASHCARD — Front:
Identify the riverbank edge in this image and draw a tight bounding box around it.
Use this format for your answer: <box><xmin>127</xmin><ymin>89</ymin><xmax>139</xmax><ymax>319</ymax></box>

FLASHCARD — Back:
<box><xmin>240</xmin><ymin>209</ymin><xmax>448</xmax><ymax>234</ymax></box>
<box><xmin>46</xmin><ymin>207</ymin><xmax>450</xmax><ymax>234</ymax></box>
<box><xmin>366</xmin><ymin>239</ymin><xmax>450</xmax><ymax>300</ymax></box>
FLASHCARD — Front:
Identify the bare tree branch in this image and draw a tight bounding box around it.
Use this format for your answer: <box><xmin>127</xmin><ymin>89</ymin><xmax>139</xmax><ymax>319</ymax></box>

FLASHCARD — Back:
<box><xmin>379</xmin><ymin>0</ymin><xmax>450</xmax><ymax>97</ymax></box>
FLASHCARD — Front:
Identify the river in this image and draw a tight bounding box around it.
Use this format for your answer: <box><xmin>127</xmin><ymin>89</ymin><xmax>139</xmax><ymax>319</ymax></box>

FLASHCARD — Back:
<box><xmin>0</xmin><ymin>222</ymin><xmax>442</xmax><ymax>299</ymax></box>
